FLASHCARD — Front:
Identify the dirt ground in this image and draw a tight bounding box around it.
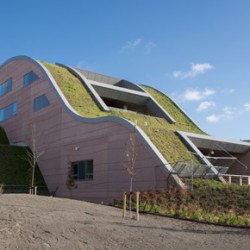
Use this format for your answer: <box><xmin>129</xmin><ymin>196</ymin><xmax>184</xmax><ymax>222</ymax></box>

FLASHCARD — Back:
<box><xmin>0</xmin><ymin>194</ymin><xmax>249</xmax><ymax>250</ymax></box>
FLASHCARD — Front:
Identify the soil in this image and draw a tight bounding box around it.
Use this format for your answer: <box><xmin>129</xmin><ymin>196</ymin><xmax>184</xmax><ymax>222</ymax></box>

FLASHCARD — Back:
<box><xmin>0</xmin><ymin>194</ymin><xmax>249</xmax><ymax>250</ymax></box>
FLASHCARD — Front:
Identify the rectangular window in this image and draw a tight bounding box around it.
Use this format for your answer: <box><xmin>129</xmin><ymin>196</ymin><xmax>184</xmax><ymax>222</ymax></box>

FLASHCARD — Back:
<box><xmin>0</xmin><ymin>78</ymin><xmax>12</xmax><ymax>97</ymax></box>
<box><xmin>23</xmin><ymin>71</ymin><xmax>39</xmax><ymax>87</ymax></box>
<box><xmin>0</xmin><ymin>102</ymin><xmax>17</xmax><ymax>122</ymax></box>
<box><xmin>71</xmin><ymin>160</ymin><xmax>94</xmax><ymax>180</ymax></box>
<box><xmin>33</xmin><ymin>94</ymin><xmax>50</xmax><ymax>112</ymax></box>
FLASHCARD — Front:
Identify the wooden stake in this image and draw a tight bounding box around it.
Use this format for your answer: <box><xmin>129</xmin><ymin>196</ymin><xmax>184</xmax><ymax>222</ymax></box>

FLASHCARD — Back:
<box><xmin>123</xmin><ymin>192</ymin><xmax>127</xmax><ymax>218</ymax></box>
<box><xmin>136</xmin><ymin>191</ymin><xmax>140</xmax><ymax>221</ymax></box>
<box><xmin>228</xmin><ymin>175</ymin><xmax>231</xmax><ymax>184</ymax></box>
<box><xmin>239</xmin><ymin>176</ymin><xmax>242</xmax><ymax>186</ymax></box>
<box><xmin>248</xmin><ymin>177</ymin><xmax>250</xmax><ymax>186</ymax></box>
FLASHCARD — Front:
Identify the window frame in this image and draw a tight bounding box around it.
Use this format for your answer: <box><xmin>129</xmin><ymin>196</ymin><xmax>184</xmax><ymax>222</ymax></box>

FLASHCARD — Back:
<box><xmin>23</xmin><ymin>70</ymin><xmax>39</xmax><ymax>87</ymax></box>
<box><xmin>33</xmin><ymin>94</ymin><xmax>50</xmax><ymax>112</ymax></box>
<box><xmin>0</xmin><ymin>78</ymin><xmax>12</xmax><ymax>97</ymax></box>
<box><xmin>71</xmin><ymin>160</ymin><xmax>94</xmax><ymax>181</ymax></box>
<box><xmin>0</xmin><ymin>102</ymin><xmax>18</xmax><ymax>122</ymax></box>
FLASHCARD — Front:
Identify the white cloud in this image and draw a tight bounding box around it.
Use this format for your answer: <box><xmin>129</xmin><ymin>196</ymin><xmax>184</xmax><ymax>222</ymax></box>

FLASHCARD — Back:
<box><xmin>173</xmin><ymin>63</ymin><xmax>213</xmax><ymax>80</ymax></box>
<box><xmin>183</xmin><ymin>88</ymin><xmax>215</xmax><ymax>101</ymax></box>
<box><xmin>206</xmin><ymin>107</ymin><xmax>236</xmax><ymax>123</ymax></box>
<box><xmin>122</xmin><ymin>38</ymin><xmax>142</xmax><ymax>50</ymax></box>
<box><xmin>223</xmin><ymin>107</ymin><xmax>235</xmax><ymax>118</ymax></box>
<box><xmin>197</xmin><ymin>101</ymin><xmax>216</xmax><ymax>112</ymax></box>
<box><xmin>244</xmin><ymin>103</ymin><xmax>250</xmax><ymax>111</ymax></box>
<box><xmin>206</xmin><ymin>114</ymin><xmax>222</xmax><ymax>123</ymax></box>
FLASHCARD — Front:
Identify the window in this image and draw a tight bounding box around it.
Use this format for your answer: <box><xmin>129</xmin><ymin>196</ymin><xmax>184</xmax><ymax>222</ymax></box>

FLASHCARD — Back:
<box><xmin>72</xmin><ymin>160</ymin><xmax>94</xmax><ymax>180</ymax></box>
<box><xmin>33</xmin><ymin>94</ymin><xmax>50</xmax><ymax>112</ymax></box>
<box><xmin>0</xmin><ymin>102</ymin><xmax>17</xmax><ymax>122</ymax></box>
<box><xmin>0</xmin><ymin>78</ymin><xmax>12</xmax><ymax>97</ymax></box>
<box><xmin>23</xmin><ymin>71</ymin><xmax>39</xmax><ymax>87</ymax></box>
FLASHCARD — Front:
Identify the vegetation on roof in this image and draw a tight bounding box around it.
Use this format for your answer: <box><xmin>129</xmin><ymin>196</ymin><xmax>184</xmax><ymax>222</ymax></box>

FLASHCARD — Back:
<box><xmin>43</xmin><ymin>62</ymin><xmax>107</xmax><ymax>118</ymax></box>
<box><xmin>43</xmin><ymin>63</ymin><xmax>204</xmax><ymax>163</ymax></box>
<box><xmin>141</xmin><ymin>86</ymin><xmax>204</xmax><ymax>134</ymax></box>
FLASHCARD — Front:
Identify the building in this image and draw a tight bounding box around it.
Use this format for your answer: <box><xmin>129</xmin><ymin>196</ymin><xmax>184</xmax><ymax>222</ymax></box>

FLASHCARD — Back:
<box><xmin>0</xmin><ymin>56</ymin><xmax>249</xmax><ymax>203</ymax></box>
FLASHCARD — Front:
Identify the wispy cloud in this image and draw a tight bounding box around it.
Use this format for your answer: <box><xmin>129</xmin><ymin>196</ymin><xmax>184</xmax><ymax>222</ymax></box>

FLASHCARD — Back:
<box><xmin>173</xmin><ymin>63</ymin><xmax>213</xmax><ymax>80</ymax></box>
<box><xmin>222</xmin><ymin>88</ymin><xmax>235</xmax><ymax>94</ymax></box>
<box><xmin>198</xmin><ymin>101</ymin><xmax>216</xmax><ymax>112</ymax></box>
<box><xmin>122</xmin><ymin>38</ymin><xmax>142</xmax><ymax>50</ymax></box>
<box><xmin>244</xmin><ymin>103</ymin><xmax>250</xmax><ymax>111</ymax></box>
<box><xmin>144</xmin><ymin>41</ymin><xmax>156</xmax><ymax>54</ymax></box>
<box><xmin>182</xmin><ymin>88</ymin><xmax>215</xmax><ymax>101</ymax></box>
<box><xmin>206</xmin><ymin>107</ymin><xmax>236</xmax><ymax>123</ymax></box>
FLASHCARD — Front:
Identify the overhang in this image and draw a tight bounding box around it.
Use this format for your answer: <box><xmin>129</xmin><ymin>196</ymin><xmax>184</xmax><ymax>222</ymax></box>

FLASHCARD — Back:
<box><xmin>178</xmin><ymin>131</ymin><xmax>250</xmax><ymax>154</ymax></box>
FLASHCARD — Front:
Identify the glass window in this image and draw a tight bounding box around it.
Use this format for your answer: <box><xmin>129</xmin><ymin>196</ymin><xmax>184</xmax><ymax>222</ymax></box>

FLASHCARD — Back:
<box><xmin>33</xmin><ymin>94</ymin><xmax>50</xmax><ymax>112</ymax></box>
<box><xmin>23</xmin><ymin>71</ymin><xmax>39</xmax><ymax>87</ymax></box>
<box><xmin>0</xmin><ymin>78</ymin><xmax>12</xmax><ymax>97</ymax></box>
<box><xmin>0</xmin><ymin>102</ymin><xmax>17</xmax><ymax>122</ymax></box>
<box><xmin>71</xmin><ymin>160</ymin><xmax>94</xmax><ymax>180</ymax></box>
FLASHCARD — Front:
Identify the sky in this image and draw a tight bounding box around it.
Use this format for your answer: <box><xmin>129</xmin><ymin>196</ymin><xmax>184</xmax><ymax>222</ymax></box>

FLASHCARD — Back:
<box><xmin>1</xmin><ymin>0</ymin><xmax>250</xmax><ymax>141</ymax></box>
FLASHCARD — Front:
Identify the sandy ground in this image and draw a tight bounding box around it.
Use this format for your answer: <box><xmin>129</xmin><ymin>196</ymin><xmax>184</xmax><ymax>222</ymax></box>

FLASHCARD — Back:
<box><xmin>0</xmin><ymin>194</ymin><xmax>249</xmax><ymax>250</ymax></box>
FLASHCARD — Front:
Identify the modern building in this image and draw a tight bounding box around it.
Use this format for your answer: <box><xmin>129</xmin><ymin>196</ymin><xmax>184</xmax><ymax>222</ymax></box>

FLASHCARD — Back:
<box><xmin>0</xmin><ymin>56</ymin><xmax>249</xmax><ymax>203</ymax></box>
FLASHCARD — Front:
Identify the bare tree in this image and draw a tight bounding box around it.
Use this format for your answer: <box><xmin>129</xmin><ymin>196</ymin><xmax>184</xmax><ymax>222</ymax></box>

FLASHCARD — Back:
<box><xmin>124</xmin><ymin>126</ymin><xmax>137</xmax><ymax>217</ymax></box>
<box><xmin>24</xmin><ymin>123</ymin><xmax>44</xmax><ymax>194</ymax></box>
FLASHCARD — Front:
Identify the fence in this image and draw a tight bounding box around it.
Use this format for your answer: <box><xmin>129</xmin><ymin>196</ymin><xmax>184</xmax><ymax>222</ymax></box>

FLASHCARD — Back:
<box><xmin>0</xmin><ymin>185</ymin><xmax>50</xmax><ymax>195</ymax></box>
<box><xmin>220</xmin><ymin>174</ymin><xmax>250</xmax><ymax>186</ymax></box>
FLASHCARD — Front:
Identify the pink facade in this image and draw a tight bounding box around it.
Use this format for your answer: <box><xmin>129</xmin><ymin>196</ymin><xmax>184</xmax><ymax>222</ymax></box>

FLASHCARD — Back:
<box><xmin>0</xmin><ymin>56</ymin><xmax>170</xmax><ymax>203</ymax></box>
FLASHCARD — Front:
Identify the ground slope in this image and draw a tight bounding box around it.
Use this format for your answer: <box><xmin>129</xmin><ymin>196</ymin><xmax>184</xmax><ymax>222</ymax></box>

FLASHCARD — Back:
<box><xmin>0</xmin><ymin>194</ymin><xmax>249</xmax><ymax>250</ymax></box>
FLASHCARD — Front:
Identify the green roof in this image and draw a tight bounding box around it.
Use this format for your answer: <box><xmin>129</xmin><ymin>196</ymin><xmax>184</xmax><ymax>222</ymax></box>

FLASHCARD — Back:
<box><xmin>43</xmin><ymin>63</ymin><xmax>204</xmax><ymax>163</ymax></box>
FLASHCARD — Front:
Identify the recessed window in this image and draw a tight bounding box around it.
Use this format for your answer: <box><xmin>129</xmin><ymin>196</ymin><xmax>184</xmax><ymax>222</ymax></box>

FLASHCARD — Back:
<box><xmin>33</xmin><ymin>94</ymin><xmax>50</xmax><ymax>112</ymax></box>
<box><xmin>0</xmin><ymin>102</ymin><xmax>17</xmax><ymax>122</ymax></box>
<box><xmin>72</xmin><ymin>160</ymin><xmax>94</xmax><ymax>180</ymax></box>
<box><xmin>0</xmin><ymin>78</ymin><xmax>12</xmax><ymax>97</ymax></box>
<box><xmin>23</xmin><ymin>71</ymin><xmax>39</xmax><ymax>87</ymax></box>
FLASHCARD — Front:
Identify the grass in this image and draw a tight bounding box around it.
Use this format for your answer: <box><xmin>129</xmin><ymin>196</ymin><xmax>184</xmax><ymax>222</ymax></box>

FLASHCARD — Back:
<box><xmin>0</xmin><ymin>128</ymin><xmax>47</xmax><ymax>191</ymax></box>
<box><xmin>115</xmin><ymin>179</ymin><xmax>250</xmax><ymax>227</ymax></box>
<box><xmin>0</xmin><ymin>145</ymin><xmax>46</xmax><ymax>187</ymax></box>
<box><xmin>43</xmin><ymin>62</ymin><xmax>107</xmax><ymax>118</ymax></box>
<box><xmin>43</xmin><ymin>63</ymin><xmax>204</xmax><ymax>163</ymax></box>
<box><xmin>0</xmin><ymin>127</ymin><xmax>9</xmax><ymax>144</ymax></box>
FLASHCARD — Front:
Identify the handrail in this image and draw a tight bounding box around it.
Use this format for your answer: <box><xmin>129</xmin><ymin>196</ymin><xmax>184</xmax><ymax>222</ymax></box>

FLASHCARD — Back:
<box><xmin>219</xmin><ymin>174</ymin><xmax>250</xmax><ymax>186</ymax></box>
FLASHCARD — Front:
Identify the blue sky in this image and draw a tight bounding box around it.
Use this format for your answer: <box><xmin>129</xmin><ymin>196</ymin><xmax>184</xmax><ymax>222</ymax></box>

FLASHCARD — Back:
<box><xmin>1</xmin><ymin>0</ymin><xmax>250</xmax><ymax>140</ymax></box>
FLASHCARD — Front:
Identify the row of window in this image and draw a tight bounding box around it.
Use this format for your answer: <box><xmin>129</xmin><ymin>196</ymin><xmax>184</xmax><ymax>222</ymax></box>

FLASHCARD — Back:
<box><xmin>72</xmin><ymin>160</ymin><xmax>94</xmax><ymax>180</ymax></box>
<box><xmin>0</xmin><ymin>70</ymin><xmax>39</xmax><ymax>98</ymax></box>
<box><xmin>0</xmin><ymin>94</ymin><xmax>51</xmax><ymax>122</ymax></box>
<box><xmin>0</xmin><ymin>70</ymin><xmax>50</xmax><ymax>122</ymax></box>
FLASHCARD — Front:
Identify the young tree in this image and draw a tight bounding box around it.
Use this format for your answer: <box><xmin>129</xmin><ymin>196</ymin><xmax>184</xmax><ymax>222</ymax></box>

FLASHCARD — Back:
<box><xmin>124</xmin><ymin>127</ymin><xmax>137</xmax><ymax>217</ymax></box>
<box><xmin>66</xmin><ymin>159</ymin><xmax>77</xmax><ymax>198</ymax></box>
<box><xmin>24</xmin><ymin>123</ymin><xmax>44</xmax><ymax>194</ymax></box>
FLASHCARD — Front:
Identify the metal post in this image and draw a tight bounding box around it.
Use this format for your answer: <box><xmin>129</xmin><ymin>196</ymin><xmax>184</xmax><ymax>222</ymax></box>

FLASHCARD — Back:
<box><xmin>239</xmin><ymin>176</ymin><xmax>242</xmax><ymax>186</ymax></box>
<box><xmin>228</xmin><ymin>175</ymin><xmax>231</xmax><ymax>184</ymax></box>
